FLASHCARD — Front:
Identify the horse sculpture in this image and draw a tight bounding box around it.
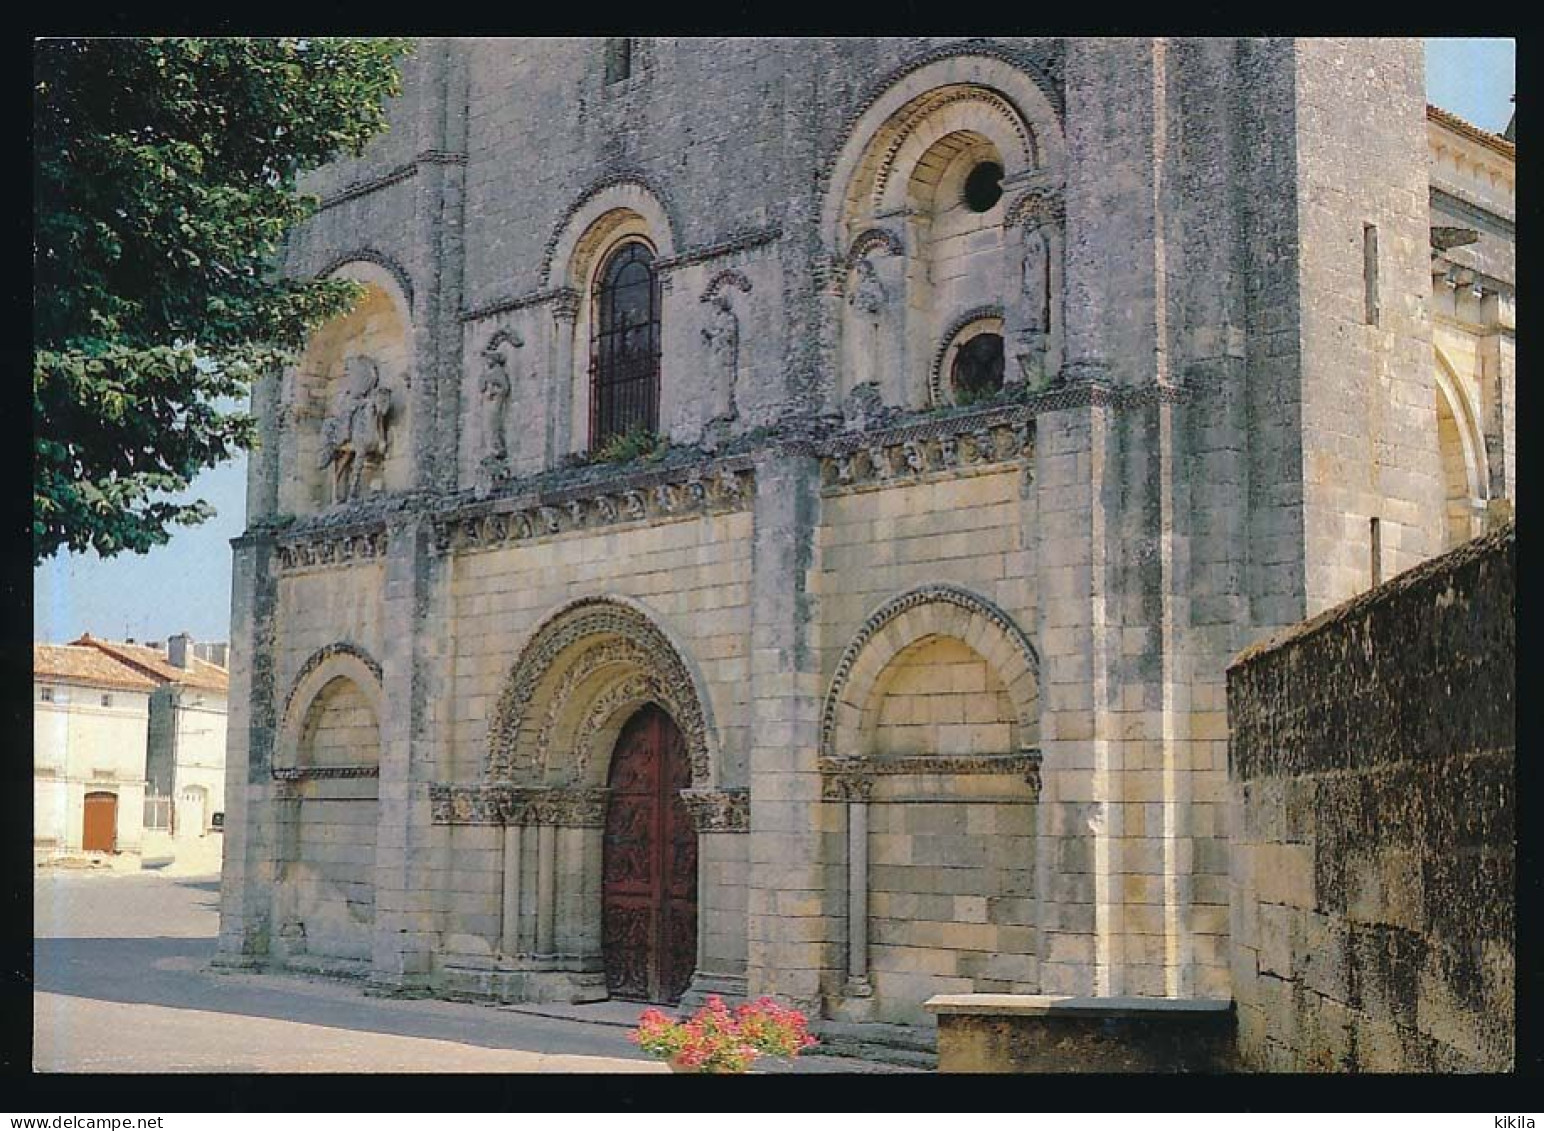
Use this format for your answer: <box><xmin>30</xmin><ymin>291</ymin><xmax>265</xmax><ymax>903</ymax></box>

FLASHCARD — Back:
<box><xmin>318</xmin><ymin>355</ymin><xmax>393</xmax><ymax>504</ymax></box>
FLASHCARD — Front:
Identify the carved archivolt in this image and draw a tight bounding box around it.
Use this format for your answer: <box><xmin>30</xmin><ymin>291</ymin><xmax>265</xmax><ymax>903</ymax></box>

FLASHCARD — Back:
<box><xmin>275</xmin><ymin>641</ymin><xmax>385</xmax><ymax>775</ymax></box>
<box><xmin>868</xmin><ymin>86</ymin><xmax>1036</xmax><ymax>210</ymax></box>
<box><xmin>487</xmin><ymin>597</ymin><xmax>715</xmax><ymax>787</ymax></box>
<box><xmin>842</xmin><ymin>227</ymin><xmax>906</xmax><ymax>273</ymax></box>
<box><xmin>700</xmin><ymin>269</ymin><xmax>753</xmax><ymax>303</ymax></box>
<box><xmin>820</xmin><ymin>584</ymin><xmax>1041</xmax><ymax>762</ymax></box>
<box><xmin>930</xmin><ymin>305</ymin><xmax>1005</xmax><ymax>407</ymax></box>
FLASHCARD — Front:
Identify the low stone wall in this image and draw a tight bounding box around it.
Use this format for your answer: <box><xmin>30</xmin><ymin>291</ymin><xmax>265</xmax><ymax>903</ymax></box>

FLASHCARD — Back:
<box><xmin>925</xmin><ymin>994</ymin><xmax>1237</xmax><ymax>1073</ymax></box>
<box><xmin>1226</xmin><ymin>523</ymin><xmax>1514</xmax><ymax>1072</ymax></box>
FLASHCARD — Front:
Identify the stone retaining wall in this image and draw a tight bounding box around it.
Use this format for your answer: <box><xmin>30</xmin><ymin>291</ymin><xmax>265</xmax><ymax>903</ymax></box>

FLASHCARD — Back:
<box><xmin>1226</xmin><ymin>523</ymin><xmax>1514</xmax><ymax>1071</ymax></box>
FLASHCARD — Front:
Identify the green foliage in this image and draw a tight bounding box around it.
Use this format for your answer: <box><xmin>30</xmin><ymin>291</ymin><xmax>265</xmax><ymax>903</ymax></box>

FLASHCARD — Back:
<box><xmin>592</xmin><ymin>425</ymin><xmax>666</xmax><ymax>465</ymax></box>
<box><xmin>33</xmin><ymin>36</ymin><xmax>412</xmax><ymax>562</ymax></box>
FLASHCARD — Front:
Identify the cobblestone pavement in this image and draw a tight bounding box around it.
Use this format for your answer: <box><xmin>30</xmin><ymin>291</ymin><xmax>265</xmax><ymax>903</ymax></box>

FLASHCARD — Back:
<box><xmin>32</xmin><ymin>870</ymin><xmax>917</xmax><ymax>1074</ymax></box>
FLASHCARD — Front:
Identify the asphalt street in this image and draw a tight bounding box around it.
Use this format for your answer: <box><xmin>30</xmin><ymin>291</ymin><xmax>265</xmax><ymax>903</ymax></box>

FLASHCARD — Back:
<box><xmin>31</xmin><ymin>868</ymin><xmax>912</xmax><ymax>1074</ymax></box>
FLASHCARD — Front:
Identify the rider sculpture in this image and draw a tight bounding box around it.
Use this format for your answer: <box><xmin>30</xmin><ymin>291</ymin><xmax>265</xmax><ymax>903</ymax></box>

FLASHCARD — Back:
<box><xmin>318</xmin><ymin>355</ymin><xmax>393</xmax><ymax>505</ymax></box>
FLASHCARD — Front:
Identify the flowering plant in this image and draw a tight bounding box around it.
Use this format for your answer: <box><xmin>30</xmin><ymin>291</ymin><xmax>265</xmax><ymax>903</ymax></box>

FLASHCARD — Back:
<box><xmin>631</xmin><ymin>995</ymin><xmax>818</xmax><ymax>1074</ymax></box>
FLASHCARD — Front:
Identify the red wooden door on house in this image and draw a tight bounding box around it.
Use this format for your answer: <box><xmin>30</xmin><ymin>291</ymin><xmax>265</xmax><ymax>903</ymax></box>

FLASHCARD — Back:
<box><xmin>82</xmin><ymin>791</ymin><xmax>117</xmax><ymax>853</ymax></box>
<box><xmin>602</xmin><ymin>704</ymin><xmax>698</xmax><ymax>1003</ymax></box>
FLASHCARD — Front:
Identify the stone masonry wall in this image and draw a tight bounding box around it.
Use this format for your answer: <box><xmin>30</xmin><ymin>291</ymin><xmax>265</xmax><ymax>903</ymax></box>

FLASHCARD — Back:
<box><xmin>1226</xmin><ymin>522</ymin><xmax>1514</xmax><ymax>1071</ymax></box>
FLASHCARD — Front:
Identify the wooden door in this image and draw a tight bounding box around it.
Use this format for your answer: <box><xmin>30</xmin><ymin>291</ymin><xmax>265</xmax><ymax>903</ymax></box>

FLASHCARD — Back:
<box><xmin>82</xmin><ymin>791</ymin><xmax>117</xmax><ymax>853</ymax></box>
<box><xmin>602</xmin><ymin>704</ymin><xmax>698</xmax><ymax>1003</ymax></box>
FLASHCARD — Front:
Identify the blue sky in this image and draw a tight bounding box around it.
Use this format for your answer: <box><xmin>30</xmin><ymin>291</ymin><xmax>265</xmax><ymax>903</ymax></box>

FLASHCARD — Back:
<box><xmin>31</xmin><ymin>37</ymin><xmax>1517</xmax><ymax>646</ymax></box>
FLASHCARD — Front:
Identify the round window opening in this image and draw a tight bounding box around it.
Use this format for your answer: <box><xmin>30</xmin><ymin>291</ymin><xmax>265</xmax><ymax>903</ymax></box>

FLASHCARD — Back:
<box><xmin>951</xmin><ymin>333</ymin><xmax>1005</xmax><ymax>401</ymax></box>
<box><xmin>963</xmin><ymin>161</ymin><xmax>1004</xmax><ymax>213</ymax></box>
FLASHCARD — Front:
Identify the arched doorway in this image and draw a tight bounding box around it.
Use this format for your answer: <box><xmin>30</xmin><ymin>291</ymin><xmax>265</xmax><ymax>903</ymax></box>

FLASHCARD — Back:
<box><xmin>602</xmin><ymin>703</ymin><xmax>697</xmax><ymax>1003</ymax></box>
<box><xmin>177</xmin><ymin>784</ymin><xmax>208</xmax><ymax>838</ymax></box>
<box><xmin>83</xmin><ymin>791</ymin><xmax>117</xmax><ymax>853</ymax></box>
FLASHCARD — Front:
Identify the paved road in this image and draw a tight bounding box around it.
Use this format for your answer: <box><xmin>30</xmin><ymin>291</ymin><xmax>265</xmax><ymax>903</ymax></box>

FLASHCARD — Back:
<box><xmin>32</xmin><ymin>869</ymin><xmax>911</xmax><ymax>1074</ymax></box>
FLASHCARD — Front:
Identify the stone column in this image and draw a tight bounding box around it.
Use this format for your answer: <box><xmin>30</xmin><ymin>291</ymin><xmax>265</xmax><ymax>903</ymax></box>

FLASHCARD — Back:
<box><xmin>839</xmin><ymin>776</ymin><xmax>875</xmax><ymax>1013</ymax></box>
<box><xmin>500</xmin><ymin>821</ymin><xmax>522</xmax><ymax>957</ymax></box>
<box><xmin>745</xmin><ymin>450</ymin><xmax>832</xmax><ymax>1012</ymax></box>
<box><xmin>518</xmin><ymin>824</ymin><xmax>539</xmax><ymax>955</ymax></box>
<box><xmin>369</xmin><ymin>516</ymin><xmax>437</xmax><ymax>992</ymax></box>
<box><xmin>214</xmin><ymin>532</ymin><xmax>280</xmax><ymax>968</ymax></box>
<box><xmin>549</xmin><ymin>291</ymin><xmax>580</xmax><ymax>463</ymax></box>
<box><xmin>535</xmin><ymin>822</ymin><xmax>557</xmax><ymax>960</ymax></box>
<box><xmin>679</xmin><ymin>790</ymin><xmax>752</xmax><ymax>1007</ymax></box>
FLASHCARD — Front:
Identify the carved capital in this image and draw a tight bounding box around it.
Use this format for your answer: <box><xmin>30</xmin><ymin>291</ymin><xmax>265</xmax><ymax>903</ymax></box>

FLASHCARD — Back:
<box><xmin>679</xmin><ymin>788</ymin><xmax>750</xmax><ymax>832</ymax></box>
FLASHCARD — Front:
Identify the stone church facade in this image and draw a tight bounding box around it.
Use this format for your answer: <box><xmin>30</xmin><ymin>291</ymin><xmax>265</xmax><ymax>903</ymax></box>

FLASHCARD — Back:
<box><xmin>216</xmin><ymin>38</ymin><xmax>1516</xmax><ymax>1029</ymax></box>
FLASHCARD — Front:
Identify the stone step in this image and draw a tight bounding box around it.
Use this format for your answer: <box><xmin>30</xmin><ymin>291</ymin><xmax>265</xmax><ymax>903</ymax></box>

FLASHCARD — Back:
<box><xmin>812</xmin><ymin>1020</ymin><xmax>939</xmax><ymax>1070</ymax></box>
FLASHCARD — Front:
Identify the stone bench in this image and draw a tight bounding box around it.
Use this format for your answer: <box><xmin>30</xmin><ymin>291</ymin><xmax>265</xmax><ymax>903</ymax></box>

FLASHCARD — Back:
<box><xmin>924</xmin><ymin>993</ymin><xmax>1237</xmax><ymax>1073</ymax></box>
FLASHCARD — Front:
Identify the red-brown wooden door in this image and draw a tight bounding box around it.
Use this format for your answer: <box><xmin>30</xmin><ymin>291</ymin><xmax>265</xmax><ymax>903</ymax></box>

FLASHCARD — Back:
<box><xmin>602</xmin><ymin>704</ymin><xmax>698</xmax><ymax>1003</ymax></box>
<box><xmin>82</xmin><ymin>791</ymin><xmax>117</xmax><ymax>853</ymax></box>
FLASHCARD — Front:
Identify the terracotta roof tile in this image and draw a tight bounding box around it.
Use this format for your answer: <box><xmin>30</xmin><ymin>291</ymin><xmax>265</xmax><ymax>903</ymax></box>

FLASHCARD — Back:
<box><xmin>69</xmin><ymin>635</ymin><xmax>230</xmax><ymax>693</ymax></box>
<box><xmin>34</xmin><ymin>644</ymin><xmax>159</xmax><ymax>692</ymax></box>
<box><xmin>1428</xmin><ymin>103</ymin><xmax>1515</xmax><ymax>160</ymax></box>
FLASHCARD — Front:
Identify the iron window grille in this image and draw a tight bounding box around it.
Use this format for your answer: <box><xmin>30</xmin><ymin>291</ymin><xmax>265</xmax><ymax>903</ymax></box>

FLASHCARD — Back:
<box><xmin>589</xmin><ymin>241</ymin><xmax>662</xmax><ymax>449</ymax></box>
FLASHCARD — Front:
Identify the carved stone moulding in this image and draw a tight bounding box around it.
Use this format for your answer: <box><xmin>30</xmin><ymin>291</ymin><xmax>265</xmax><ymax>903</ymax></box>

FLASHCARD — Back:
<box><xmin>271</xmin><ymin>764</ymin><xmax>381</xmax><ymax>782</ymax></box>
<box><xmin>275</xmin><ymin>526</ymin><xmax>389</xmax><ymax>572</ymax></box>
<box><xmin>431</xmin><ymin>461</ymin><xmax>755</xmax><ymax>556</ymax></box>
<box><xmin>429</xmin><ymin>783</ymin><xmax>610</xmax><ymax>828</ymax></box>
<box><xmin>679</xmin><ymin>788</ymin><xmax>750</xmax><ymax>833</ymax></box>
<box><xmin>818</xmin><ymin>409</ymin><xmax>1034</xmax><ymax>492</ymax></box>
<box><xmin>818</xmin><ymin>752</ymin><xmax>1043</xmax><ymax>801</ymax></box>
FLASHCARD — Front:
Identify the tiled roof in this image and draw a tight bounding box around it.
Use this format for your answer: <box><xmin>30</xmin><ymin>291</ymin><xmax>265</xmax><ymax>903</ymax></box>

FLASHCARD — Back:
<box><xmin>69</xmin><ymin>635</ymin><xmax>230</xmax><ymax>693</ymax></box>
<box><xmin>1428</xmin><ymin>103</ymin><xmax>1516</xmax><ymax>160</ymax></box>
<box><xmin>34</xmin><ymin>644</ymin><xmax>159</xmax><ymax>692</ymax></box>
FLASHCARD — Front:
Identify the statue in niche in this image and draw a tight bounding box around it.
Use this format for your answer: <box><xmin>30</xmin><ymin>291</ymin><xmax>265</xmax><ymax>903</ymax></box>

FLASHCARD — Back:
<box><xmin>848</xmin><ymin>256</ymin><xmax>886</xmax><ymax>322</ymax></box>
<box><xmin>477</xmin><ymin>334</ymin><xmax>517</xmax><ymax>475</ymax></box>
<box><xmin>701</xmin><ymin>291</ymin><xmax>740</xmax><ymax>424</ymax></box>
<box><xmin>1015</xmin><ymin>227</ymin><xmax>1052</xmax><ymax>389</ymax></box>
<box><xmin>846</xmin><ymin>256</ymin><xmax>889</xmax><ymax>407</ymax></box>
<box><xmin>318</xmin><ymin>354</ymin><xmax>393</xmax><ymax>505</ymax></box>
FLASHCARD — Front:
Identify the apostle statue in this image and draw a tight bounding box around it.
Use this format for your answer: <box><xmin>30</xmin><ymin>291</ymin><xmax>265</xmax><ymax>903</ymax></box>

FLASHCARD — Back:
<box><xmin>478</xmin><ymin>337</ymin><xmax>513</xmax><ymax>467</ymax></box>
<box><xmin>701</xmin><ymin>291</ymin><xmax>740</xmax><ymax>423</ymax></box>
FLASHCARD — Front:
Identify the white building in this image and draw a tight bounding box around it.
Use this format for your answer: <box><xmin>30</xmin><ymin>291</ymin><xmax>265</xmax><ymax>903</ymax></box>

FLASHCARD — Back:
<box><xmin>33</xmin><ymin>642</ymin><xmax>156</xmax><ymax>860</ymax></box>
<box><xmin>72</xmin><ymin>633</ymin><xmax>231</xmax><ymax>839</ymax></box>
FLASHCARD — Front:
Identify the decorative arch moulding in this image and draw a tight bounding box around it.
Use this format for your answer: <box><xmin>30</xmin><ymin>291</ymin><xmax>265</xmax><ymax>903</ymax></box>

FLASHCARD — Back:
<box><xmin>536</xmin><ymin>170</ymin><xmax>682</xmax><ymax>287</ymax></box>
<box><xmin>461</xmin><ymin>221</ymin><xmax>780</xmax><ymax>324</ymax></box>
<box><xmin>819</xmin><ymin>582</ymin><xmax>1042</xmax><ymax>763</ymax></box>
<box><xmin>485</xmin><ymin>596</ymin><xmax>718</xmax><ymax>788</ymax></box>
<box><xmin>279</xmin><ymin>641</ymin><xmax>384</xmax><ymax>727</ymax></box>
<box><xmin>816</xmin><ymin>44</ymin><xmax>1066</xmax><ymax>246</ymax></box>
<box><xmin>314</xmin><ymin>249</ymin><xmax>416</xmax><ymax>312</ymax></box>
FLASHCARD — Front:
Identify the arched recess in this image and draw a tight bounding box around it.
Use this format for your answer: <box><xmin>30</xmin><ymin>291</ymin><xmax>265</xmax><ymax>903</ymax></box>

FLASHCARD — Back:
<box><xmin>281</xmin><ymin>257</ymin><xmax>416</xmax><ymax>514</ymax></box>
<box><xmin>1435</xmin><ymin>348</ymin><xmax>1489</xmax><ymax>549</ymax></box>
<box><xmin>541</xmin><ymin>179</ymin><xmax>679</xmax><ymax>456</ymax></box>
<box><xmin>821</xmin><ymin>583</ymin><xmax>1043</xmax><ymax>1024</ymax></box>
<box><xmin>820</xmin><ymin>56</ymin><xmax>1064</xmax><ymax>247</ymax></box>
<box><xmin>271</xmin><ymin>642</ymin><xmax>384</xmax><ymax>966</ymax></box>
<box><xmin>486</xmin><ymin>595</ymin><xmax>718</xmax><ymax>789</ymax></box>
<box><xmin>820</xmin><ymin>56</ymin><xmax>1065</xmax><ymax>411</ymax></box>
<box><xmin>276</xmin><ymin>643</ymin><xmax>385</xmax><ymax>770</ymax></box>
<box><xmin>821</xmin><ymin>583</ymin><xmax>1041</xmax><ymax>760</ymax></box>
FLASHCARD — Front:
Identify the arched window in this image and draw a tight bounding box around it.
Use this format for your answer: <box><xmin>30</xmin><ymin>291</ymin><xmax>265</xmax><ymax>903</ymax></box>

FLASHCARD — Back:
<box><xmin>590</xmin><ymin>241</ymin><xmax>661</xmax><ymax>448</ymax></box>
